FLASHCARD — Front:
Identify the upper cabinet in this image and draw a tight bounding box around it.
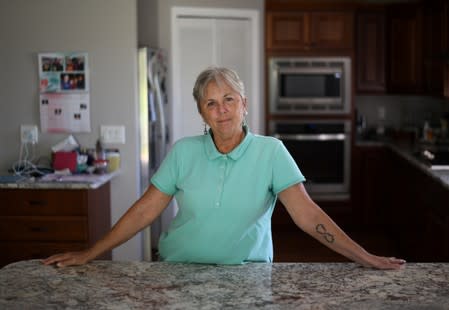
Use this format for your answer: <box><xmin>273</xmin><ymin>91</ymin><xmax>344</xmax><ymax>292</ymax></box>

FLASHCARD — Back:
<box><xmin>266</xmin><ymin>11</ymin><xmax>354</xmax><ymax>52</ymax></box>
<box><xmin>387</xmin><ymin>4</ymin><xmax>423</xmax><ymax>93</ymax></box>
<box><xmin>356</xmin><ymin>11</ymin><xmax>386</xmax><ymax>93</ymax></box>
<box><xmin>422</xmin><ymin>2</ymin><xmax>445</xmax><ymax>95</ymax></box>
<box><xmin>356</xmin><ymin>1</ymin><xmax>449</xmax><ymax>97</ymax></box>
<box><xmin>443</xmin><ymin>0</ymin><xmax>449</xmax><ymax>98</ymax></box>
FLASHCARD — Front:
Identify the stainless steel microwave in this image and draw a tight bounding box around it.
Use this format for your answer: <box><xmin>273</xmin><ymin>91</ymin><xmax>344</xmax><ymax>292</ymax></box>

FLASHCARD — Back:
<box><xmin>269</xmin><ymin>57</ymin><xmax>351</xmax><ymax>115</ymax></box>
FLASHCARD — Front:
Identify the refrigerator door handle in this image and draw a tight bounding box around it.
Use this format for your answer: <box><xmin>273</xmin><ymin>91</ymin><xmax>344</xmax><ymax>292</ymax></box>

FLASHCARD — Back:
<box><xmin>154</xmin><ymin>74</ymin><xmax>167</xmax><ymax>158</ymax></box>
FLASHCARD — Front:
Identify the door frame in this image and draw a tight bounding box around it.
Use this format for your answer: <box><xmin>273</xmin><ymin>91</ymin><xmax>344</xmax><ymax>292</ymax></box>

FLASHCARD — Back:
<box><xmin>170</xmin><ymin>6</ymin><xmax>262</xmax><ymax>141</ymax></box>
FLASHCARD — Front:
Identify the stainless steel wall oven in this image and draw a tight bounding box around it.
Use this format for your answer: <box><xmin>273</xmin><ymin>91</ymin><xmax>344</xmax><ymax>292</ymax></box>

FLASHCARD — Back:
<box><xmin>270</xmin><ymin>119</ymin><xmax>351</xmax><ymax>200</ymax></box>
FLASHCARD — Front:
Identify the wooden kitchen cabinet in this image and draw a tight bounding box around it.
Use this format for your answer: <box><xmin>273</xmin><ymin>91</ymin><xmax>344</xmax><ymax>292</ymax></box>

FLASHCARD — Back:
<box><xmin>352</xmin><ymin>145</ymin><xmax>389</xmax><ymax>229</ymax></box>
<box><xmin>445</xmin><ymin>0</ymin><xmax>449</xmax><ymax>98</ymax></box>
<box><xmin>0</xmin><ymin>184</ymin><xmax>111</xmax><ymax>267</ymax></box>
<box><xmin>356</xmin><ymin>2</ymin><xmax>448</xmax><ymax>96</ymax></box>
<box><xmin>356</xmin><ymin>11</ymin><xmax>386</xmax><ymax>93</ymax></box>
<box><xmin>353</xmin><ymin>144</ymin><xmax>449</xmax><ymax>261</ymax></box>
<box><xmin>387</xmin><ymin>4</ymin><xmax>423</xmax><ymax>93</ymax></box>
<box><xmin>384</xmin><ymin>149</ymin><xmax>449</xmax><ymax>262</ymax></box>
<box><xmin>422</xmin><ymin>1</ymin><xmax>446</xmax><ymax>96</ymax></box>
<box><xmin>266</xmin><ymin>11</ymin><xmax>354</xmax><ymax>52</ymax></box>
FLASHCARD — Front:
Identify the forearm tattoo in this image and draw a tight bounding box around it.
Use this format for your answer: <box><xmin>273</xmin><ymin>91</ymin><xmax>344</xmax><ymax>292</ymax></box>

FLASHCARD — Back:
<box><xmin>315</xmin><ymin>224</ymin><xmax>335</xmax><ymax>243</ymax></box>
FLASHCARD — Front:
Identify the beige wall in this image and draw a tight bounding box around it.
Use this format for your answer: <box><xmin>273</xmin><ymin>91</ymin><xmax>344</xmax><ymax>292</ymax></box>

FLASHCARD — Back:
<box><xmin>0</xmin><ymin>0</ymin><xmax>141</xmax><ymax>261</ymax></box>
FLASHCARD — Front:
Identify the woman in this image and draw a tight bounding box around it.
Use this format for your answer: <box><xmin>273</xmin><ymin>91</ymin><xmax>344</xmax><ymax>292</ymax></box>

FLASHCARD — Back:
<box><xmin>43</xmin><ymin>67</ymin><xmax>405</xmax><ymax>269</ymax></box>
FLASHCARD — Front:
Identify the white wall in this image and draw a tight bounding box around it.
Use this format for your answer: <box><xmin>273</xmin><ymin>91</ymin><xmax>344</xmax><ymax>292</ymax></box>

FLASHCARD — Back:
<box><xmin>0</xmin><ymin>0</ymin><xmax>142</xmax><ymax>261</ymax></box>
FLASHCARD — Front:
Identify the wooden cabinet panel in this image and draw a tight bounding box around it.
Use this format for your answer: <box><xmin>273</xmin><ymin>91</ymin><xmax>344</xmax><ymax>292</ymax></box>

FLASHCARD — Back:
<box><xmin>353</xmin><ymin>146</ymin><xmax>388</xmax><ymax>228</ymax></box>
<box><xmin>0</xmin><ymin>216</ymin><xmax>87</xmax><ymax>241</ymax></box>
<box><xmin>387</xmin><ymin>5</ymin><xmax>423</xmax><ymax>93</ymax></box>
<box><xmin>0</xmin><ymin>183</ymin><xmax>111</xmax><ymax>267</ymax></box>
<box><xmin>310</xmin><ymin>12</ymin><xmax>353</xmax><ymax>50</ymax></box>
<box><xmin>356</xmin><ymin>12</ymin><xmax>386</xmax><ymax>93</ymax></box>
<box><xmin>422</xmin><ymin>1</ymin><xmax>446</xmax><ymax>96</ymax></box>
<box><xmin>0</xmin><ymin>189</ymin><xmax>87</xmax><ymax>216</ymax></box>
<box><xmin>267</xmin><ymin>12</ymin><xmax>308</xmax><ymax>50</ymax></box>
<box><xmin>266</xmin><ymin>11</ymin><xmax>353</xmax><ymax>51</ymax></box>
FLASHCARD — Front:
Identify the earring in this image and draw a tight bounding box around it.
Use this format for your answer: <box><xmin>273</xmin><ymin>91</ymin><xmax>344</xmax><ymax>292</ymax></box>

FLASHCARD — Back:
<box><xmin>242</xmin><ymin>111</ymin><xmax>248</xmax><ymax>128</ymax></box>
<box><xmin>203</xmin><ymin>123</ymin><xmax>208</xmax><ymax>135</ymax></box>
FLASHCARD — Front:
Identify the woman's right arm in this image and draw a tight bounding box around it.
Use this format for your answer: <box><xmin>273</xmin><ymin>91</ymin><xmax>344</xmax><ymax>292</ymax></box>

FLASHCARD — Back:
<box><xmin>42</xmin><ymin>185</ymin><xmax>172</xmax><ymax>267</ymax></box>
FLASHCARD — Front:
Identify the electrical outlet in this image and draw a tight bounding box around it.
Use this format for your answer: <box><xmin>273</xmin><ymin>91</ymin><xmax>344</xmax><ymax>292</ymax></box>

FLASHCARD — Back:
<box><xmin>20</xmin><ymin>125</ymin><xmax>38</xmax><ymax>144</ymax></box>
<box><xmin>101</xmin><ymin>125</ymin><xmax>126</xmax><ymax>144</ymax></box>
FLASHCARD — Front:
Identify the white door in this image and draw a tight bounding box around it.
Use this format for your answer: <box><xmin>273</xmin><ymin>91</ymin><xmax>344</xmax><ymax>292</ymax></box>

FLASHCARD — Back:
<box><xmin>171</xmin><ymin>8</ymin><xmax>261</xmax><ymax>142</ymax></box>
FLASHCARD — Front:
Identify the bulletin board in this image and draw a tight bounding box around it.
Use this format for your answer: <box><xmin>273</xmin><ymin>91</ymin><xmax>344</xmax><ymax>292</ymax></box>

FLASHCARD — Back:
<box><xmin>38</xmin><ymin>52</ymin><xmax>91</xmax><ymax>133</ymax></box>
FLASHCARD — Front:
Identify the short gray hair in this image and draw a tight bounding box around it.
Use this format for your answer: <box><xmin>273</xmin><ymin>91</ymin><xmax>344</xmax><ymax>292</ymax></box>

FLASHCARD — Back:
<box><xmin>192</xmin><ymin>66</ymin><xmax>246</xmax><ymax>113</ymax></box>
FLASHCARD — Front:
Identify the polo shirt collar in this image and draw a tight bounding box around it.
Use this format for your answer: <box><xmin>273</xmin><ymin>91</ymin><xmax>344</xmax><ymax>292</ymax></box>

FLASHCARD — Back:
<box><xmin>205</xmin><ymin>125</ymin><xmax>253</xmax><ymax>161</ymax></box>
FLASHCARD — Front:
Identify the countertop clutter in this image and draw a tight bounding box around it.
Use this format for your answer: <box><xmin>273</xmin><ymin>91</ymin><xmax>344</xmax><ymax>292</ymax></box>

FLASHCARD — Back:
<box><xmin>1</xmin><ymin>260</ymin><xmax>448</xmax><ymax>309</ymax></box>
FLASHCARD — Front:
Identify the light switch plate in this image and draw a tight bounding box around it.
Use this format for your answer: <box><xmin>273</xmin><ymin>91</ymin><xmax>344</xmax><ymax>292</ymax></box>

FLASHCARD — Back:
<box><xmin>20</xmin><ymin>125</ymin><xmax>38</xmax><ymax>144</ymax></box>
<box><xmin>101</xmin><ymin>125</ymin><xmax>126</xmax><ymax>144</ymax></box>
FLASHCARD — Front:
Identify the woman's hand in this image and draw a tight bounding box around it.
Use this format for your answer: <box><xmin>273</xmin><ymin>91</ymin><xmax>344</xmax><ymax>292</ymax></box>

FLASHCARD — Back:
<box><xmin>360</xmin><ymin>254</ymin><xmax>406</xmax><ymax>270</ymax></box>
<box><xmin>42</xmin><ymin>250</ymin><xmax>93</xmax><ymax>268</ymax></box>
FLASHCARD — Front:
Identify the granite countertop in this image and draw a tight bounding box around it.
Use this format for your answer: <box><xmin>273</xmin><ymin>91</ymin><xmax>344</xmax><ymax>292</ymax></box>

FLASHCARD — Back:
<box><xmin>0</xmin><ymin>171</ymin><xmax>119</xmax><ymax>190</ymax></box>
<box><xmin>1</xmin><ymin>260</ymin><xmax>448</xmax><ymax>309</ymax></box>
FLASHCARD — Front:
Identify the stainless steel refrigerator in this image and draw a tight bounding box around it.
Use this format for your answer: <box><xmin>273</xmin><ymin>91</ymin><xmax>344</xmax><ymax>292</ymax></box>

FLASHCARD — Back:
<box><xmin>138</xmin><ymin>47</ymin><xmax>175</xmax><ymax>261</ymax></box>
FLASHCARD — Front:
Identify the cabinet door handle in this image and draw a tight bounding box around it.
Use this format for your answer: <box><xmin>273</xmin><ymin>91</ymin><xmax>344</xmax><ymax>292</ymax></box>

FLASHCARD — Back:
<box><xmin>30</xmin><ymin>226</ymin><xmax>49</xmax><ymax>233</ymax></box>
<box><xmin>27</xmin><ymin>200</ymin><xmax>47</xmax><ymax>206</ymax></box>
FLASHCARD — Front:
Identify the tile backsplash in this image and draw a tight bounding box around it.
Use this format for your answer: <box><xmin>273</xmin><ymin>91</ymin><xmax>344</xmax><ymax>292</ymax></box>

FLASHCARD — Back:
<box><xmin>355</xmin><ymin>95</ymin><xmax>449</xmax><ymax>132</ymax></box>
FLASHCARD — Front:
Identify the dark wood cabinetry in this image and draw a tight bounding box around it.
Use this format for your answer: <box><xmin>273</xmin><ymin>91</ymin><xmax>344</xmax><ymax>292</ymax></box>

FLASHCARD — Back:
<box><xmin>356</xmin><ymin>12</ymin><xmax>386</xmax><ymax>93</ymax></box>
<box><xmin>352</xmin><ymin>145</ymin><xmax>388</xmax><ymax>229</ymax></box>
<box><xmin>386</xmin><ymin>149</ymin><xmax>449</xmax><ymax>261</ymax></box>
<box><xmin>354</xmin><ymin>145</ymin><xmax>449</xmax><ymax>262</ymax></box>
<box><xmin>0</xmin><ymin>184</ymin><xmax>111</xmax><ymax>267</ymax></box>
<box><xmin>422</xmin><ymin>2</ymin><xmax>445</xmax><ymax>95</ymax></box>
<box><xmin>387</xmin><ymin>4</ymin><xmax>423</xmax><ymax>93</ymax></box>
<box><xmin>356</xmin><ymin>1</ymin><xmax>449</xmax><ymax>96</ymax></box>
<box><xmin>266</xmin><ymin>11</ymin><xmax>353</xmax><ymax>52</ymax></box>
<box><xmin>442</xmin><ymin>0</ymin><xmax>449</xmax><ymax>98</ymax></box>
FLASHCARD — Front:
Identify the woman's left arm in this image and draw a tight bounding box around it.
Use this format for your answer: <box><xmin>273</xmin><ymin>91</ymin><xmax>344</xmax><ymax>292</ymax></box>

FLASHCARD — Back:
<box><xmin>278</xmin><ymin>183</ymin><xmax>405</xmax><ymax>270</ymax></box>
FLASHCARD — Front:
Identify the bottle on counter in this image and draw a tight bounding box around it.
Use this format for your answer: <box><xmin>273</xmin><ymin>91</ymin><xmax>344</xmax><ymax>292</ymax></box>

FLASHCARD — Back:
<box><xmin>95</xmin><ymin>139</ymin><xmax>106</xmax><ymax>160</ymax></box>
<box><xmin>94</xmin><ymin>139</ymin><xmax>108</xmax><ymax>174</ymax></box>
<box><xmin>441</xmin><ymin>114</ymin><xmax>448</xmax><ymax>140</ymax></box>
<box><xmin>423</xmin><ymin>121</ymin><xmax>433</xmax><ymax>142</ymax></box>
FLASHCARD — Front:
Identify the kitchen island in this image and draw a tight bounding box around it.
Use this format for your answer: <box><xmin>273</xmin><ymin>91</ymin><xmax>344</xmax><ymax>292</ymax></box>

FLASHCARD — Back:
<box><xmin>1</xmin><ymin>260</ymin><xmax>448</xmax><ymax>309</ymax></box>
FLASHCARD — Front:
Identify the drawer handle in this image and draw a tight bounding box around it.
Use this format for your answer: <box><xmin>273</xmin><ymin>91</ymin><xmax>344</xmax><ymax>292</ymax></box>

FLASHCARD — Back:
<box><xmin>28</xmin><ymin>200</ymin><xmax>47</xmax><ymax>206</ymax></box>
<box><xmin>30</xmin><ymin>227</ymin><xmax>49</xmax><ymax>233</ymax></box>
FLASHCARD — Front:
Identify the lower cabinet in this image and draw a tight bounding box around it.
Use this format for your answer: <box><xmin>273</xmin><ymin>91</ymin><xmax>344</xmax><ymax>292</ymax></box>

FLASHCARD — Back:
<box><xmin>355</xmin><ymin>145</ymin><xmax>449</xmax><ymax>262</ymax></box>
<box><xmin>0</xmin><ymin>184</ymin><xmax>111</xmax><ymax>267</ymax></box>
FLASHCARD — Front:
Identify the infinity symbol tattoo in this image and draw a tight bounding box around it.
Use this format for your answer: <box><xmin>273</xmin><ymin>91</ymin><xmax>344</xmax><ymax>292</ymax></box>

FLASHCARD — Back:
<box><xmin>316</xmin><ymin>224</ymin><xmax>335</xmax><ymax>243</ymax></box>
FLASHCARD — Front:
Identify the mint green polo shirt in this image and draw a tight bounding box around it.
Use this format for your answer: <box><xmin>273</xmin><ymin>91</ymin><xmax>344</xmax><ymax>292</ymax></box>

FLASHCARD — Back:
<box><xmin>151</xmin><ymin>128</ymin><xmax>305</xmax><ymax>264</ymax></box>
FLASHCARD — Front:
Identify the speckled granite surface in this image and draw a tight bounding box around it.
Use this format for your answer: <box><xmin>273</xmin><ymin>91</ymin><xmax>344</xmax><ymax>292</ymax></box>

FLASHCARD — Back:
<box><xmin>1</xmin><ymin>260</ymin><xmax>448</xmax><ymax>309</ymax></box>
<box><xmin>0</xmin><ymin>171</ymin><xmax>118</xmax><ymax>189</ymax></box>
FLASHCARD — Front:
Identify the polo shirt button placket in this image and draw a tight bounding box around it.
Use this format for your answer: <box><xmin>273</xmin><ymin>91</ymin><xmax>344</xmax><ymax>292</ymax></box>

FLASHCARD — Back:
<box><xmin>216</xmin><ymin>156</ymin><xmax>227</xmax><ymax>208</ymax></box>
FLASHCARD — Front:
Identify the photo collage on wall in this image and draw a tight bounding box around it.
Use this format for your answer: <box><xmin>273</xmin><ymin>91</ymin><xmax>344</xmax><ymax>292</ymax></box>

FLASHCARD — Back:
<box><xmin>38</xmin><ymin>52</ymin><xmax>91</xmax><ymax>133</ymax></box>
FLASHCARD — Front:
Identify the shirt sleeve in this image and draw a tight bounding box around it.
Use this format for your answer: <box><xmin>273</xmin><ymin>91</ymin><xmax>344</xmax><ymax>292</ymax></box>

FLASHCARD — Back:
<box><xmin>271</xmin><ymin>140</ymin><xmax>306</xmax><ymax>194</ymax></box>
<box><xmin>150</xmin><ymin>142</ymin><xmax>180</xmax><ymax>196</ymax></box>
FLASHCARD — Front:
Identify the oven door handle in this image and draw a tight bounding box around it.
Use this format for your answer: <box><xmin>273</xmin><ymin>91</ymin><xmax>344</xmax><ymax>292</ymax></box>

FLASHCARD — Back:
<box><xmin>273</xmin><ymin>133</ymin><xmax>347</xmax><ymax>141</ymax></box>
